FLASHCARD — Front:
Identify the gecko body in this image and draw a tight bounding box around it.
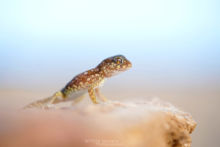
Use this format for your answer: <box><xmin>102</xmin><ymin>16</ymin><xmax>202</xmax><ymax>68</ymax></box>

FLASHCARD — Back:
<box><xmin>24</xmin><ymin>55</ymin><xmax>132</xmax><ymax>108</ymax></box>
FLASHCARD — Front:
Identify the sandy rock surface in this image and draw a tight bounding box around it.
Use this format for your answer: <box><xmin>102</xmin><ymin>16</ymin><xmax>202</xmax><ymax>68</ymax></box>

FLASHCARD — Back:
<box><xmin>0</xmin><ymin>99</ymin><xmax>196</xmax><ymax>147</ymax></box>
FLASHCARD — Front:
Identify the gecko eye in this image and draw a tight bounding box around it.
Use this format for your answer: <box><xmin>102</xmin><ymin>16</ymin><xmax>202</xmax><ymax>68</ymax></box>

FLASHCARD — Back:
<box><xmin>114</xmin><ymin>57</ymin><xmax>123</xmax><ymax>64</ymax></box>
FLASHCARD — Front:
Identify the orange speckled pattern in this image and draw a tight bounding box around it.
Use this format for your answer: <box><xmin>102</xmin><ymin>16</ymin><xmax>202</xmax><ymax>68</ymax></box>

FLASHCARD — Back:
<box><xmin>24</xmin><ymin>55</ymin><xmax>132</xmax><ymax>108</ymax></box>
<box><xmin>61</xmin><ymin>55</ymin><xmax>132</xmax><ymax>97</ymax></box>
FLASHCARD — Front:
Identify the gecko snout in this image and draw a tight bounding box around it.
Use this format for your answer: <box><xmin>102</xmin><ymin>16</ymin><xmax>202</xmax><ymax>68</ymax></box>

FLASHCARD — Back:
<box><xmin>97</xmin><ymin>55</ymin><xmax>132</xmax><ymax>77</ymax></box>
<box><xmin>127</xmin><ymin>60</ymin><xmax>132</xmax><ymax>68</ymax></box>
<box><xmin>116</xmin><ymin>56</ymin><xmax>132</xmax><ymax>72</ymax></box>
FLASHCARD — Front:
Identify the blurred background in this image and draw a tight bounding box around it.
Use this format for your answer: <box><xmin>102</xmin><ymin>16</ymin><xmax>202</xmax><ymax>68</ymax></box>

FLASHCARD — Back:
<box><xmin>0</xmin><ymin>0</ymin><xmax>219</xmax><ymax>147</ymax></box>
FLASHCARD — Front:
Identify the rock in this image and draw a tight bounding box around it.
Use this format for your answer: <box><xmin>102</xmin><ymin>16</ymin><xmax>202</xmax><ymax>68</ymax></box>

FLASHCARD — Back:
<box><xmin>0</xmin><ymin>99</ymin><xmax>196</xmax><ymax>147</ymax></box>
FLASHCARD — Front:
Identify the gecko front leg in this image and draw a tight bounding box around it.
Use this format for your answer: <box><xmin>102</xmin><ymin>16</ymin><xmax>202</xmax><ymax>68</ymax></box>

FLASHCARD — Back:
<box><xmin>88</xmin><ymin>87</ymin><xmax>99</xmax><ymax>104</ymax></box>
<box><xmin>95</xmin><ymin>88</ymin><xmax>108</xmax><ymax>102</ymax></box>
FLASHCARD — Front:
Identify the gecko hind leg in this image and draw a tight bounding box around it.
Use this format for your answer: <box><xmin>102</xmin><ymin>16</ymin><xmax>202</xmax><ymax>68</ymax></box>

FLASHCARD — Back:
<box><xmin>95</xmin><ymin>88</ymin><xmax>108</xmax><ymax>102</ymax></box>
<box><xmin>88</xmin><ymin>87</ymin><xmax>99</xmax><ymax>104</ymax></box>
<box><xmin>49</xmin><ymin>91</ymin><xmax>64</xmax><ymax>104</ymax></box>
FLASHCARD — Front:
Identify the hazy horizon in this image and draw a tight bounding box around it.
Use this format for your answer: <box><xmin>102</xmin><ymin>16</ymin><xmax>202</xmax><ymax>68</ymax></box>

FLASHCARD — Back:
<box><xmin>0</xmin><ymin>0</ymin><xmax>220</xmax><ymax>146</ymax></box>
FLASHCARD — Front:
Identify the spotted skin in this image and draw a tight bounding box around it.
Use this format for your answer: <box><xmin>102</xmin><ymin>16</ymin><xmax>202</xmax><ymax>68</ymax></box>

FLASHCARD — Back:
<box><xmin>24</xmin><ymin>55</ymin><xmax>132</xmax><ymax>108</ymax></box>
<box><xmin>61</xmin><ymin>68</ymin><xmax>104</xmax><ymax>97</ymax></box>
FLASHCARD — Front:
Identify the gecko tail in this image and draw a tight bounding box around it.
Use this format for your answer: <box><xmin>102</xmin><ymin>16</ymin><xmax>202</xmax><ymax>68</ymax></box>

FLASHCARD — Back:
<box><xmin>23</xmin><ymin>96</ymin><xmax>53</xmax><ymax>109</ymax></box>
<box><xmin>23</xmin><ymin>91</ymin><xmax>64</xmax><ymax>109</ymax></box>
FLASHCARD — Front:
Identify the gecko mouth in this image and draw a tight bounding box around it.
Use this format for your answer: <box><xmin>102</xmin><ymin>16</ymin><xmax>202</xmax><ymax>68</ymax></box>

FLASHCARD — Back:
<box><xmin>127</xmin><ymin>60</ymin><xmax>132</xmax><ymax>68</ymax></box>
<box><xmin>118</xmin><ymin>62</ymin><xmax>132</xmax><ymax>72</ymax></box>
<box><xmin>128</xmin><ymin>62</ymin><xmax>132</xmax><ymax>68</ymax></box>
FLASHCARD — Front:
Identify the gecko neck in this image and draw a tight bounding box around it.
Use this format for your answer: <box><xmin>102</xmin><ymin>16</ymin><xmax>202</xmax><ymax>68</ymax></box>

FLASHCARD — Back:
<box><xmin>97</xmin><ymin>68</ymin><xmax>111</xmax><ymax>78</ymax></box>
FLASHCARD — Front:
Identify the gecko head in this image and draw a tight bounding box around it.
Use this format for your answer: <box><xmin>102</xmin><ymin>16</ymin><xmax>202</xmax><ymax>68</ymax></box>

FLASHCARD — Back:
<box><xmin>97</xmin><ymin>55</ymin><xmax>132</xmax><ymax>78</ymax></box>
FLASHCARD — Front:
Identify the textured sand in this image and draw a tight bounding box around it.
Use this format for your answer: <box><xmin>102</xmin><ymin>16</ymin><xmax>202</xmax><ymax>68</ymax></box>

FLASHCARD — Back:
<box><xmin>0</xmin><ymin>99</ymin><xmax>196</xmax><ymax>147</ymax></box>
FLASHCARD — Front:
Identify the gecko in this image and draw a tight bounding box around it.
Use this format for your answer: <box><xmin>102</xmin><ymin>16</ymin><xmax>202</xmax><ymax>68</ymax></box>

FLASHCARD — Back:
<box><xmin>24</xmin><ymin>55</ymin><xmax>132</xmax><ymax>108</ymax></box>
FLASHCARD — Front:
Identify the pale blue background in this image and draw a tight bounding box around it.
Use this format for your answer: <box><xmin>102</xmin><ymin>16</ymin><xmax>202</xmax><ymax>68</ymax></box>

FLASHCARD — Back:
<box><xmin>0</xmin><ymin>0</ymin><xmax>220</xmax><ymax>146</ymax></box>
<box><xmin>0</xmin><ymin>0</ymin><xmax>219</xmax><ymax>90</ymax></box>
